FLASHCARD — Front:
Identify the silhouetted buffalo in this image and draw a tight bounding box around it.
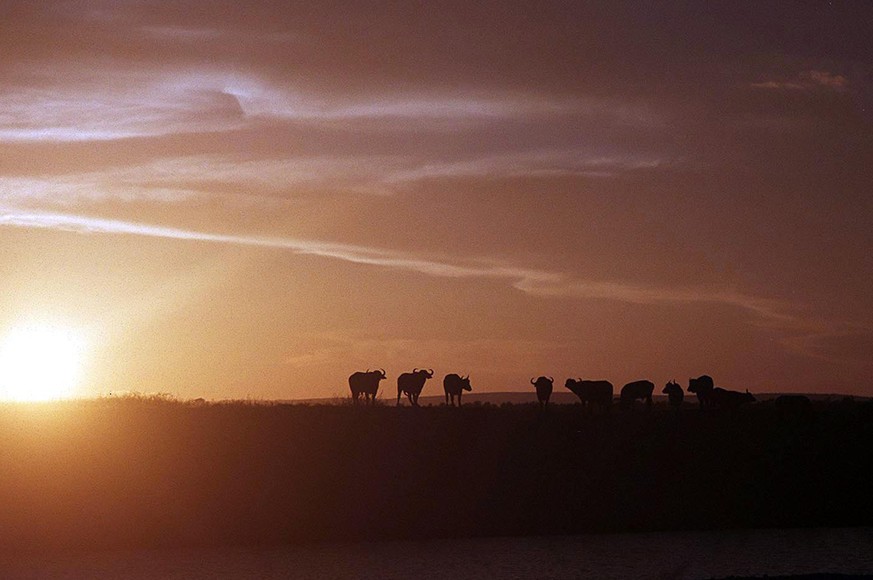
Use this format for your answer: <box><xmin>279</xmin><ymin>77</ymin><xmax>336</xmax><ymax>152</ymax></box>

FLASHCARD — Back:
<box><xmin>688</xmin><ymin>375</ymin><xmax>715</xmax><ymax>409</ymax></box>
<box><xmin>397</xmin><ymin>368</ymin><xmax>434</xmax><ymax>406</ymax></box>
<box><xmin>775</xmin><ymin>394</ymin><xmax>812</xmax><ymax>413</ymax></box>
<box><xmin>710</xmin><ymin>387</ymin><xmax>755</xmax><ymax>410</ymax></box>
<box><xmin>662</xmin><ymin>380</ymin><xmax>684</xmax><ymax>410</ymax></box>
<box><xmin>348</xmin><ymin>369</ymin><xmax>386</xmax><ymax>405</ymax></box>
<box><xmin>620</xmin><ymin>380</ymin><xmax>654</xmax><ymax>410</ymax></box>
<box><xmin>444</xmin><ymin>374</ymin><xmax>472</xmax><ymax>407</ymax></box>
<box><xmin>565</xmin><ymin>378</ymin><xmax>613</xmax><ymax>411</ymax></box>
<box><xmin>531</xmin><ymin>376</ymin><xmax>554</xmax><ymax>409</ymax></box>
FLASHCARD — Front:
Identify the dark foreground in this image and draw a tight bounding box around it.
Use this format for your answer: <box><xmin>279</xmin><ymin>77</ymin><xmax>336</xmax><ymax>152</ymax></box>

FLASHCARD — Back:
<box><xmin>1</xmin><ymin>527</ymin><xmax>871</xmax><ymax>579</ymax></box>
<box><xmin>0</xmin><ymin>398</ymin><xmax>871</xmax><ymax>552</ymax></box>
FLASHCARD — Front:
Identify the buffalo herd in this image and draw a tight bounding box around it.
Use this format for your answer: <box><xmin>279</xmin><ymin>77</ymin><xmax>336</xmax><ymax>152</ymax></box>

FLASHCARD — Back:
<box><xmin>349</xmin><ymin>370</ymin><xmax>775</xmax><ymax>411</ymax></box>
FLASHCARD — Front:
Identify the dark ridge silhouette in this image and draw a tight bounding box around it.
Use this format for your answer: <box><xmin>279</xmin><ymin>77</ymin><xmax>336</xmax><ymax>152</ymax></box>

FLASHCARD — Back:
<box><xmin>397</xmin><ymin>368</ymin><xmax>434</xmax><ymax>406</ymax></box>
<box><xmin>711</xmin><ymin>387</ymin><xmax>756</xmax><ymax>410</ymax></box>
<box><xmin>279</xmin><ymin>391</ymin><xmax>856</xmax><ymax>407</ymax></box>
<box><xmin>531</xmin><ymin>376</ymin><xmax>553</xmax><ymax>409</ymax></box>
<box><xmin>564</xmin><ymin>378</ymin><xmax>613</xmax><ymax>411</ymax></box>
<box><xmin>348</xmin><ymin>368</ymin><xmax>387</xmax><ymax>405</ymax></box>
<box><xmin>0</xmin><ymin>397</ymin><xmax>871</xmax><ymax>554</ymax></box>
<box><xmin>662</xmin><ymin>380</ymin><xmax>684</xmax><ymax>410</ymax></box>
<box><xmin>443</xmin><ymin>373</ymin><xmax>472</xmax><ymax>407</ymax></box>
<box><xmin>620</xmin><ymin>380</ymin><xmax>655</xmax><ymax>410</ymax></box>
<box><xmin>775</xmin><ymin>394</ymin><xmax>812</xmax><ymax>414</ymax></box>
<box><xmin>2</xmin><ymin>397</ymin><xmax>873</xmax><ymax>552</ymax></box>
<box><xmin>713</xmin><ymin>573</ymin><xmax>873</xmax><ymax>580</ymax></box>
<box><xmin>688</xmin><ymin>375</ymin><xmax>715</xmax><ymax>409</ymax></box>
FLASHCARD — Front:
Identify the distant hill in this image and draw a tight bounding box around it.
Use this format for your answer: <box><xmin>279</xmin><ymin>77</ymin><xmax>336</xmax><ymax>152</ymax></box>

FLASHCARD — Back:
<box><xmin>284</xmin><ymin>391</ymin><xmax>864</xmax><ymax>406</ymax></box>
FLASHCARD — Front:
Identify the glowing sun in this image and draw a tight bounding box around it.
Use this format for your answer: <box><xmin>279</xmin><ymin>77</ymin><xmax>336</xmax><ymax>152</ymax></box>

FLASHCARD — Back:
<box><xmin>0</xmin><ymin>323</ymin><xmax>86</xmax><ymax>401</ymax></box>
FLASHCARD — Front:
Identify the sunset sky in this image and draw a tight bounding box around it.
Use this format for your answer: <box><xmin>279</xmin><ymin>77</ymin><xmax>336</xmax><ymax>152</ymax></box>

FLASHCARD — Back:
<box><xmin>0</xmin><ymin>1</ymin><xmax>871</xmax><ymax>399</ymax></box>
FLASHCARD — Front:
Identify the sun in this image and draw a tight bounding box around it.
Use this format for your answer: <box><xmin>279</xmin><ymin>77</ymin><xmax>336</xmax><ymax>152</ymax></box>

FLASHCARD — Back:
<box><xmin>0</xmin><ymin>322</ymin><xmax>86</xmax><ymax>402</ymax></box>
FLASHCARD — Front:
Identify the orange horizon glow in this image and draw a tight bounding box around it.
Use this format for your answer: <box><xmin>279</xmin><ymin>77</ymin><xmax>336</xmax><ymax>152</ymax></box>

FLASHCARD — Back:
<box><xmin>0</xmin><ymin>3</ymin><xmax>870</xmax><ymax>400</ymax></box>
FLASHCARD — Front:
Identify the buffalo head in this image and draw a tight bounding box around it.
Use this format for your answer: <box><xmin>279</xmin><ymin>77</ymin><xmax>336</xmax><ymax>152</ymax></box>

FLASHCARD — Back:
<box><xmin>662</xmin><ymin>380</ymin><xmax>680</xmax><ymax>393</ymax></box>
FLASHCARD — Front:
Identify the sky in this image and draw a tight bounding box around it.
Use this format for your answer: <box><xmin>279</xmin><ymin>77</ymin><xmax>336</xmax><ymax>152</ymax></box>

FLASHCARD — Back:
<box><xmin>0</xmin><ymin>1</ymin><xmax>871</xmax><ymax>399</ymax></box>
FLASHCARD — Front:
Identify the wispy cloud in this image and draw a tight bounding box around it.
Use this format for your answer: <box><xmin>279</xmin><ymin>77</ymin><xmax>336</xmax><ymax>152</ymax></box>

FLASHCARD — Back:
<box><xmin>0</xmin><ymin>156</ymin><xmax>390</xmax><ymax>204</ymax></box>
<box><xmin>0</xmin><ymin>175</ymin><xmax>200</xmax><ymax>206</ymax></box>
<box><xmin>513</xmin><ymin>278</ymin><xmax>794</xmax><ymax>325</ymax></box>
<box><xmin>382</xmin><ymin>151</ymin><xmax>666</xmax><ymax>183</ymax></box>
<box><xmin>0</xmin><ymin>147</ymin><xmax>668</xmax><ymax>208</ymax></box>
<box><xmin>0</xmin><ymin>58</ymin><xmax>664</xmax><ymax>143</ymax></box>
<box><xmin>750</xmin><ymin>69</ymin><xmax>849</xmax><ymax>92</ymax></box>
<box><xmin>0</xmin><ymin>207</ymin><xmax>552</xmax><ymax>281</ymax></box>
<box><xmin>779</xmin><ymin>323</ymin><xmax>873</xmax><ymax>367</ymax></box>
<box><xmin>803</xmin><ymin>70</ymin><xmax>849</xmax><ymax>90</ymax></box>
<box><xmin>0</xmin><ymin>76</ymin><xmax>245</xmax><ymax>142</ymax></box>
<box><xmin>0</xmin><ymin>208</ymin><xmax>793</xmax><ymax>326</ymax></box>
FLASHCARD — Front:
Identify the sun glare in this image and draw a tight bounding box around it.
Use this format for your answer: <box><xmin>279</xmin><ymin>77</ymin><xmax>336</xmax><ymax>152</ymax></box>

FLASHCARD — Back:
<box><xmin>0</xmin><ymin>323</ymin><xmax>86</xmax><ymax>402</ymax></box>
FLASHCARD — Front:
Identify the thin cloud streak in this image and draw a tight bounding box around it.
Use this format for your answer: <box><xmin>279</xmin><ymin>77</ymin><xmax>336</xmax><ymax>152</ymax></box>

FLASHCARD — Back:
<box><xmin>0</xmin><ymin>175</ymin><xmax>200</xmax><ymax>205</ymax></box>
<box><xmin>0</xmin><ymin>148</ymin><xmax>668</xmax><ymax>207</ymax></box>
<box><xmin>513</xmin><ymin>278</ymin><xmax>794</xmax><ymax>325</ymax></box>
<box><xmin>0</xmin><ymin>208</ymin><xmax>553</xmax><ymax>281</ymax></box>
<box><xmin>0</xmin><ymin>61</ymin><xmax>664</xmax><ymax>143</ymax></box>
<box><xmin>0</xmin><ymin>80</ymin><xmax>245</xmax><ymax>142</ymax></box>
<box><xmin>382</xmin><ymin>151</ymin><xmax>666</xmax><ymax>184</ymax></box>
<box><xmin>750</xmin><ymin>69</ymin><xmax>850</xmax><ymax>92</ymax></box>
<box><xmin>0</xmin><ymin>208</ymin><xmax>794</xmax><ymax>325</ymax></box>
